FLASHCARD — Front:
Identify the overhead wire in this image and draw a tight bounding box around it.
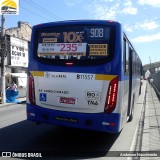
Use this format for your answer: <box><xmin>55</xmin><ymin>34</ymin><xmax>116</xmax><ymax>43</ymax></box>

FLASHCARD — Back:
<box><xmin>20</xmin><ymin>6</ymin><xmax>51</xmax><ymax>21</ymax></box>
<box><xmin>23</xmin><ymin>0</ymin><xmax>63</xmax><ymax>21</ymax></box>
<box><xmin>21</xmin><ymin>1</ymin><xmax>160</xmax><ymax>25</ymax></box>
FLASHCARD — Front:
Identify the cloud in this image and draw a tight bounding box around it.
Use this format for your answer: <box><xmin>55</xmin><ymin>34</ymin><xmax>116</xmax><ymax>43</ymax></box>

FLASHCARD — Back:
<box><xmin>124</xmin><ymin>20</ymin><xmax>159</xmax><ymax>33</ymax></box>
<box><xmin>86</xmin><ymin>0</ymin><xmax>138</xmax><ymax>21</ymax></box>
<box><xmin>87</xmin><ymin>1</ymin><xmax>119</xmax><ymax>20</ymax></box>
<box><xmin>137</xmin><ymin>21</ymin><xmax>159</xmax><ymax>30</ymax></box>
<box><xmin>132</xmin><ymin>32</ymin><xmax>160</xmax><ymax>42</ymax></box>
<box><xmin>135</xmin><ymin>20</ymin><xmax>159</xmax><ymax>31</ymax></box>
<box><xmin>124</xmin><ymin>0</ymin><xmax>132</xmax><ymax>6</ymax></box>
<box><xmin>138</xmin><ymin>0</ymin><xmax>160</xmax><ymax>7</ymax></box>
<box><xmin>98</xmin><ymin>0</ymin><xmax>114</xmax><ymax>2</ymax></box>
<box><xmin>122</xmin><ymin>7</ymin><xmax>137</xmax><ymax>15</ymax></box>
<box><xmin>64</xmin><ymin>0</ymin><xmax>82</xmax><ymax>7</ymax></box>
<box><xmin>124</xmin><ymin>24</ymin><xmax>133</xmax><ymax>32</ymax></box>
<box><xmin>122</xmin><ymin>0</ymin><xmax>138</xmax><ymax>15</ymax></box>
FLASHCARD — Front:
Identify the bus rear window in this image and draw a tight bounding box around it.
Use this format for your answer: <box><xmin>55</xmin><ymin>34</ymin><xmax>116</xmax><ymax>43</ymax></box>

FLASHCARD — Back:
<box><xmin>35</xmin><ymin>25</ymin><xmax>115</xmax><ymax>65</ymax></box>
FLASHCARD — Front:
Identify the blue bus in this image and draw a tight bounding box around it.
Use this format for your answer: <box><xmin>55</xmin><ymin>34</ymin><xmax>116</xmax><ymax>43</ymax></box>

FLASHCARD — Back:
<box><xmin>27</xmin><ymin>20</ymin><xmax>142</xmax><ymax>133</ymax></box>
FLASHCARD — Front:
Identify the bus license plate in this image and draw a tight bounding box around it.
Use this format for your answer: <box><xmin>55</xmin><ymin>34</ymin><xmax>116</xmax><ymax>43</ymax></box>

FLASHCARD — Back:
<box><xmin>59</xmin><ymin>97</ymin><xmax>76</xmax><ymax>105</ymax></box>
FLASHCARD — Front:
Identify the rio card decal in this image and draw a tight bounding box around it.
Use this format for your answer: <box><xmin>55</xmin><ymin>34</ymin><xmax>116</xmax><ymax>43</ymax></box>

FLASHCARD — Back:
<box><xmin>0</xmin><ymin>0</ymin><xmax>19</xmax><ymax>15</ymax></box>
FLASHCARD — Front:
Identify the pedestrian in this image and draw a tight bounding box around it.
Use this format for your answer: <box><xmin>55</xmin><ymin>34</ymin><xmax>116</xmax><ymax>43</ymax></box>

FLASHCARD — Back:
<box><xmin>150</xmin><ymin>79</ymin><xmax>153</xmax><ymax>86</ymax></box>
<box><xmin>6</xmin><ymin>81</ymin><xmax>18</xmax><ymax>103</ymax></box>
<box><xmin>9</xmin><ymin>81</ymin><xmax>18</xmax><ymax>91</ymax></box>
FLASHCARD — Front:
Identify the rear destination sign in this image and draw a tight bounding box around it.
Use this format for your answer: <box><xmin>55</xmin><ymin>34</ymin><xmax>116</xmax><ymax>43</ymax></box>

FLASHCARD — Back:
<box><xmin>37</xmin><ymin>26</ymin><xmax>110</xmax><ymax>58</ymax></box>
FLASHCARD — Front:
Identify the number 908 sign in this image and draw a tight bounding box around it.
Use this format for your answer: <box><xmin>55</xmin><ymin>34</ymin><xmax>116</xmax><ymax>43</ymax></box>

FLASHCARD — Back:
<box><xmin>90</xmin><ymin>28</ymin><xmax>104</xmax><ymax>38</ymax></box>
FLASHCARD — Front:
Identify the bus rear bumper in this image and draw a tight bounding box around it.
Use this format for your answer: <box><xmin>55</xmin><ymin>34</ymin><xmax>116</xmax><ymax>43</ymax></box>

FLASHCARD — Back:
<box><xmin>27</xmin><ymin>104</ymin><xmax>121</xmax><ymax>133</ymax></box>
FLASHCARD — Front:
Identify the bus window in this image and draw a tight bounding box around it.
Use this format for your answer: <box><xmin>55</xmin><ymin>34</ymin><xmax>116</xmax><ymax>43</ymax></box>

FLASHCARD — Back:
<box><xmin>123</xmin><ymin>37</ymin><xmax>129</xmax><ymax>75</ymax></box>
<box><xmin>123</xmin><ymin>37</ymin><xmax>126</xmax><ymax>73</ymax></box>
<box><xmin>35</xmin><ymin>25</ymin><xmax>116</xmax><ymax>65</ymax></box>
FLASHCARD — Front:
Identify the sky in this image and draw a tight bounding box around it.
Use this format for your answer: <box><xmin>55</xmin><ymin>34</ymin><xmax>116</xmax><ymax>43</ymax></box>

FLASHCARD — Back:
<box><xmin>2</xmin><ymin>0</ymin><xmax>160</xmax><ymax>65</ymax></box>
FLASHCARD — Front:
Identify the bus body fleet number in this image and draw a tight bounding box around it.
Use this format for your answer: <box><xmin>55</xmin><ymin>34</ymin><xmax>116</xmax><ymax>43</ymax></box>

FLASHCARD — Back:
<box><xmin>90</xmin><ymin>28</ymin><xmax>104</xmax><ymax>38</ymax></box>
<box><xmin>77</xmin><ymin>74</ymin><xmax>94</xmax><ymax>80</ymax></box>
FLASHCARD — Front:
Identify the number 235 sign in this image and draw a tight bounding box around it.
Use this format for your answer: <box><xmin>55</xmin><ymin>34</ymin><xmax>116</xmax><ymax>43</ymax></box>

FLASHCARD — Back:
<box><xmin>38</xmin><ymin>43</ymin><xmax>87</xmax><ymax>55</ymax></box>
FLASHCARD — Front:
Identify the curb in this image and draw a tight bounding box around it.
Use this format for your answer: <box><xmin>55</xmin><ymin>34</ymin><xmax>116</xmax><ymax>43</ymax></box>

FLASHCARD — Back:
<box><xmin>0</xmin><ymin>103</ymin><xmax>15</xmax><ymax>108</ymax></box>
<box><xmin>130</xmin><ymin>83</ymin><xmax>147</xmax><ymax>153</ymax></box>
<box><xmin>0</xmin><ymin>100</ymin><xmax>26</xmax><ymax>108</ymax></box>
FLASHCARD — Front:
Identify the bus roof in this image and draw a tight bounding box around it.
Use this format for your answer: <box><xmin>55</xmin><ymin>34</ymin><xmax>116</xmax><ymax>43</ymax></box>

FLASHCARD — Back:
<box><xmin>33</xmin><ymin>20</ymin><xmax>121</xmax><ymax>28</ymax></box>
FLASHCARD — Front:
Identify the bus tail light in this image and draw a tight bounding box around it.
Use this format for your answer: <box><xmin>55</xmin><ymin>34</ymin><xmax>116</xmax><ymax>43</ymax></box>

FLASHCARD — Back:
<box><xmin>65</xmin><ymin>62</ymin><xmax>74</xmax><ymax>66</ymax></box>
<box><xmin>29</xmin><ymin>74</ymin><xmax>36</xmax><ymax>105</ymax></box>
<box><xmin>104</xmin><ymin>76</ymin><xmax>119</xmax><ymax>114</ymax></box>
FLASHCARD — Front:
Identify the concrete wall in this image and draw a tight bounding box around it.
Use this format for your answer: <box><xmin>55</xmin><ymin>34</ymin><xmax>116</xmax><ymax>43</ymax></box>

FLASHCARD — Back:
<box><xmin>6</xmin><ymin>21</ymin><xmax>32</xmax><ymax>41</ymax></box>
<box><xmin>18</xmin><ymin>87</ymin><xmax>26</xmax><ymax>98</ymax></box>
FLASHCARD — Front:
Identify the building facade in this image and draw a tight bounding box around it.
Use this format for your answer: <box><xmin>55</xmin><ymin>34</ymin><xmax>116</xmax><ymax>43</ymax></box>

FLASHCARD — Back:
<box><xmin>0</xmin><ymin>21</ymin><xmax>32</xmax><ymax>97</ymax></box>
<box><xmin>6</xmin><ymin>21</ymin><xmax>32</xmax><ymax>41</ymax></box>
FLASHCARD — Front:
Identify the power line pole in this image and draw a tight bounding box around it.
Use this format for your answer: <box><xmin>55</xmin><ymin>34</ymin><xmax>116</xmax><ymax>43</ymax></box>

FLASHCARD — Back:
<box><xmin>0</xmin><ymin>15</ymin><xmax>6</xmax><ymax>104</ymax></box>
<box><xmin>149</xmin><ymin>56</ymin><xmax>151</xmax><ymax>72</ymax></box>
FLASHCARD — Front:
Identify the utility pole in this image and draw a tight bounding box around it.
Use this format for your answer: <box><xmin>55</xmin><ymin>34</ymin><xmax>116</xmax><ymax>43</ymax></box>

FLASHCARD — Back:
<box><xmin>0</xmin><ymin>15</ymin><xmax>6</xmax><ymax>104</ymax></box>
<box><xmin>149</xmin><ymin>56</ymin><xmax>151</xmax><ymax>72</ymax></box>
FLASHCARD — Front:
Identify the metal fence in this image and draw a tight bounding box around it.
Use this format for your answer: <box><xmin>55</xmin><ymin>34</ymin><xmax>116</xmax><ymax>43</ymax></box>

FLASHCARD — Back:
<box><xmin>151</xmin><ymin>71</ymin><xmax>160</xmax><ymax>92</ymax></box>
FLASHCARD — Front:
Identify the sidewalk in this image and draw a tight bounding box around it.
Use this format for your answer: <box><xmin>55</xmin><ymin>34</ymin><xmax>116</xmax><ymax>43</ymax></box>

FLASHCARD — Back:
<box><xmin>141</xmin><ymin>82</ymin><xmax>160</xmax><ymax>159</ymax></box>
<box><xmin>0</xmin><ymin>97</ymin><xmax>26</xmax><ymax>108</ymax></box>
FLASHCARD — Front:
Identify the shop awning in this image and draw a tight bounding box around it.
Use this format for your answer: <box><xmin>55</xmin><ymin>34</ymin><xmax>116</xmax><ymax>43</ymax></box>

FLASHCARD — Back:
<box><xmin>5</xmin><ymin>73</ymin><xmax>27</xmax><ymax>78</ymax></box>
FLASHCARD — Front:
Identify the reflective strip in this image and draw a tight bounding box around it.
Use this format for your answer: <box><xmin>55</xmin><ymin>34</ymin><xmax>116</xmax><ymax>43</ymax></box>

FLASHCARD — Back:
<box><xmin>30</xmin><ymin>113</ymin><xmax>35</xmax><ymax>116</ymax></box>
<box><xmin>102</xmin><ymin>122</ymin><xmax>109</xmax><ymax>125</ymax></box>
<box><xmin>30</xmin><ymin>71</ymin><xmax>44</xmax><ymax>77</ymax></box>
<box><xmin>30</xmin><ymin>71</ymin><xmax>117</xmax><ymax>80</ymax></box>
<box><xmin>27</xmin><ymin>112</ymin><xmax>35</xmax><ymax>116</ymax></box>
<box><xmin>95</xmin><ymin>74</ymin><xmax>117</xmax><ymax>81</ymax></box>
